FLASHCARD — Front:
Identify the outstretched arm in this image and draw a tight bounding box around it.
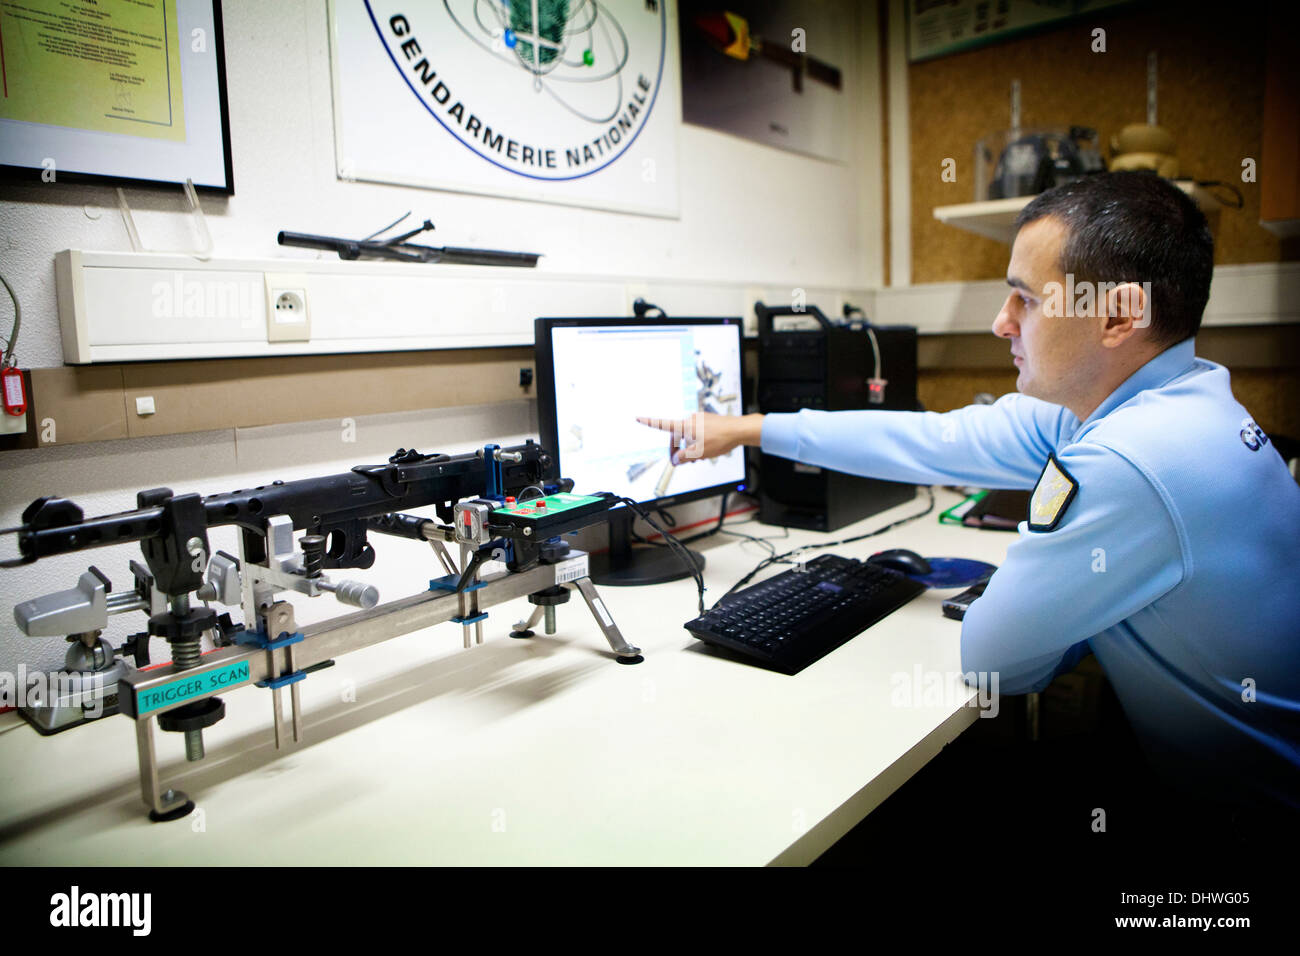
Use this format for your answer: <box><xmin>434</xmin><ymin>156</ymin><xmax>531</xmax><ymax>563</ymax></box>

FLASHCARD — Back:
<box><xmin>635</xmin><ymin>412</ymin><xmax>765</xmax><ymax>465</ymax></box>
<box><xmin>639</xmin><ymin>394</ymin><xmax>1076</xmax><ymax>490</ymax></box>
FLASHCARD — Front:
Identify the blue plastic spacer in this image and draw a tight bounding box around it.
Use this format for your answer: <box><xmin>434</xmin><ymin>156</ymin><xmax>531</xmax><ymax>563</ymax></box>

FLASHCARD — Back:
<box><xmin>451</xmin><ymin>612</ymin><xmax>489</xmax><ymax>625</ymax></box>
<box><xmin>234</xmin><ymin>629</ymin><xmax>304</xmax><ymax>651</ymax></box>
<box><xmin>484</xmin><ymin>443</ymin><xmax>502</xmax><ymax>499</ymax></box>
<box><xmin>429</xmin><ymin>574</ymin><xmax>485</xmax><ymax>593</ymax></box>
<box><xmin>255</xmin><ymin>671</ymin><xmax>307</xmax><ymax>690</ymax></box>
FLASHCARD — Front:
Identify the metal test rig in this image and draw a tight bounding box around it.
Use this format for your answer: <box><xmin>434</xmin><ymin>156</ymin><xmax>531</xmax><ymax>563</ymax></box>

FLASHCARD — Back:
<box><xmin>4</xmin><ymin>441</ymin><xmax>636</xmax><ymax>820</ymax></box>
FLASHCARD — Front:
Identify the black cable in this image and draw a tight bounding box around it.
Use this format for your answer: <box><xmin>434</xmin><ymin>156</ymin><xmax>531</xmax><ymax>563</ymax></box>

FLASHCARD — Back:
<box><xmin>629</xmin><ymin>527</ymin><xmax>660</xmax><ymax>547</ymax></box>
<box><xmin>0</xmin><ymin>271</ymin><xmax>19</xmax><ymax>367</ymax></box>
<box><xmin>717</xmin><ymin>521</ymin><xmax>788</xmax><ymax>558</ymax></box>
<box><xmin>630</xmin><ymin>506</ymin><xmax>672</xmax><ymax>547</ymax></box>
<box><xmin>632</xmin><ymin>492</ymin><xmax>731</xmax><ymax>547</ymax></box>
<box><xmin>677</xmin><ymin>491</ymin><xmax>728</xmax><ymax>544</ymax></box>
<box><xmin>632</xmin><ymin>298</ymin><xmax>667</xmax><ymax>320</ymax></box>
<box><xmin>613</xmin><ymin>483</ymin><xmax>933</xmax><ymax>618</ymax></box>
<box><xmin>612</xmin><ymin>496</ymin><xmax>706</xmax><ymax>613</ymax></box>
<box><xmin>653</xmin><ymin>506</ymin><xmax>677</xmax><ymax>527</ymax></box>
<box><xmin>719</xmin><ymin>485</ymin><xmax>937</xmax><ymax>604</ymax></box>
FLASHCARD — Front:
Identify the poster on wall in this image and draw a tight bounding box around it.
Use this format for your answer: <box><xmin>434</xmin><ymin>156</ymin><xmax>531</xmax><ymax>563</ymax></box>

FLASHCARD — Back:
<box><xmin>679</xmin><ymin>1</ymin><xmax>851</xmax><ymax>162</ymax></box>
<box><xmin>907</xmin><ymin>0</ymin><xmax>1133</xmax><ymax>62</ymax></box>
<box><xmin>328</xmin><ymin>1</ymin><xmax>681</xmax><ymax>218</ymax></box>
<box><xmin>0</xmin><ymin>0</ymin><xmax>233</xmax><ymax>192</ymax></box>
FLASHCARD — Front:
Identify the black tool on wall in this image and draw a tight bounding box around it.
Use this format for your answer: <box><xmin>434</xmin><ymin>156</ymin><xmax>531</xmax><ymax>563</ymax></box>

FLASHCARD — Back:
<box><xmin>278</xmin><ymin>215</ymin><xmax>539</xmax><ymax>267</ymax></box>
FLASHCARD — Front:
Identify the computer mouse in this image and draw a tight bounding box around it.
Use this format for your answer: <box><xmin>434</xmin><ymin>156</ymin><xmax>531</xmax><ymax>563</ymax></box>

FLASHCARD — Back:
<box><xmin>867</xmin><ymin>548</ymin><xmax>932</xmax><ymax>576</ymax></box>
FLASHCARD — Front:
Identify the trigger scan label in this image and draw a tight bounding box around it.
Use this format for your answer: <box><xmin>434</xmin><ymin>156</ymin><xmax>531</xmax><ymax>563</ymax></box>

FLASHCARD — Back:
<box><xmin>555</xmin><ymin>555</ymin><xmax>590</xmax><ymax>584</ymax></box>
<box><xmin>136</xmin><ymin>661</ymin><xmax>251</xmax><ymax>714</ymax></box>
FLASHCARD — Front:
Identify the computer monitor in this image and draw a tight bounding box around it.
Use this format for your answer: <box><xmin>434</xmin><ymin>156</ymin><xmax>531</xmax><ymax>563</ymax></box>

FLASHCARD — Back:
<box><xmin>534</xmin><ymin>316</ymin><xmax>747</xmax><ymax>586</ymax></box>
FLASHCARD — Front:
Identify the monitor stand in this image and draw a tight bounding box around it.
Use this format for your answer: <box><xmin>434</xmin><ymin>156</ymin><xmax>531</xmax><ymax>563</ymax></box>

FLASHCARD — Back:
<box><xmin>590</xmin><ymin>507</ymin><xmax>705</xmax><ymax>586</ymax></box>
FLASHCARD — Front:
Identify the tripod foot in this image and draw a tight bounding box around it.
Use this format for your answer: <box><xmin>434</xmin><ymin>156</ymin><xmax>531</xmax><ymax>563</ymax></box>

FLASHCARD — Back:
<box><xmin>148</xmin><ymin>798</ymin><xmax>195</xmax><ymax>822</ymax></box>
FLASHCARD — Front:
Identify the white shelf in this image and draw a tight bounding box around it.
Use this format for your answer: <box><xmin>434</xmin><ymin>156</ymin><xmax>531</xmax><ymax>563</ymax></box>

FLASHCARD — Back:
<box><xmin>934</xmin><ymin>181</ymin><xmax>1219</xmax><ymax>244</ymax></box>
<box><xmin>872</xmin><ymin>263</ymin><xmax>1300</xmax><ymax>333</ymax></box>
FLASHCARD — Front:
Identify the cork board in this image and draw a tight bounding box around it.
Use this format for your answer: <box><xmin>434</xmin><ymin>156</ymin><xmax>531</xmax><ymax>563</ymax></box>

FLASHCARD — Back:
<box><xmin>0</xmin><ymin>348</ymin><xmax>536</xmax><ymax>450</ymax></box>
<box><xmin>909</xmin><ymin>2</ymin><xmax>1294</xmax><ymax>283</ymax></box>
<box><xmin>914</xmin><ymin>326</ymin><xmax>1300</xmax><ymax>438</ymax></box>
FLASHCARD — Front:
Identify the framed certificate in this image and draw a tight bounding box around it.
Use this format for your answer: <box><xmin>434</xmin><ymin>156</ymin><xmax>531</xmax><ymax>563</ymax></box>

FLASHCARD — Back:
<box><xmin>0</xmin><ymin>0</ymin><xmax>234</xmax><ymax>193</ymax></box>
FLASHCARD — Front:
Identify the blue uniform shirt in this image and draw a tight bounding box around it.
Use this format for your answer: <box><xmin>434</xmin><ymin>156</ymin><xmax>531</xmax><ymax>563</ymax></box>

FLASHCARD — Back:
<box><xmin>762</xmin><ymin>338</ymin><xmax>1300</xmax><ymax>809</ymax></box>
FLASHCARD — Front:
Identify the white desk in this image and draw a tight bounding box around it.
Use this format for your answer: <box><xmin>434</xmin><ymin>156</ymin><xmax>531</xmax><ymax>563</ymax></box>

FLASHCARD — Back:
<box><xmin>0</xmin><ymin>489</ymin><xmax>1014</xmax><ymax>866</ymax></box>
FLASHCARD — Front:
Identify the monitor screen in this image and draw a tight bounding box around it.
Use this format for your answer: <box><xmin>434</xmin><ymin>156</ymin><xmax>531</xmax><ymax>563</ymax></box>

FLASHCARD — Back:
<box><xmin>535</xmin><ymin>317</ymin><xmax>746</xmax><ymax>507</ymax></box>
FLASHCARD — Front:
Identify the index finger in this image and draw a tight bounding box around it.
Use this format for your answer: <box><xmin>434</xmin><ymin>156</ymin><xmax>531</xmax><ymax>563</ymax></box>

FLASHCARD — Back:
<box><xmin>636</xmin><ymin>416</ymin><xmax>678</xmax><ymax>433</ymax></box>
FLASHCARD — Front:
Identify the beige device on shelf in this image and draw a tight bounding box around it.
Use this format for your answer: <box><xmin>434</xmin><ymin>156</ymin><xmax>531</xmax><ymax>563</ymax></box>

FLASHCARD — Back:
<box><xmin>1110</xmin><ymin>123</ymin><xmax>1179</xmax><ymax>177</ymax></box>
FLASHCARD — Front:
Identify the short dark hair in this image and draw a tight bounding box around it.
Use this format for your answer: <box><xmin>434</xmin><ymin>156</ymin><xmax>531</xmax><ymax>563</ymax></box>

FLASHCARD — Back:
<box><xmin>1014</xmin><ymin>171</ymin><xmax>1214</xmax><ymax>347</ymax></box>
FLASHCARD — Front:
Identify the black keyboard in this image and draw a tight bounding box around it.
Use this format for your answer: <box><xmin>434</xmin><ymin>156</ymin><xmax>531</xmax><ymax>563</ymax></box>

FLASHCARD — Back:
<box><xmin>684</xmin><ymin>554</ymin><xmax>926</xmax><ymax>675</ymax></box>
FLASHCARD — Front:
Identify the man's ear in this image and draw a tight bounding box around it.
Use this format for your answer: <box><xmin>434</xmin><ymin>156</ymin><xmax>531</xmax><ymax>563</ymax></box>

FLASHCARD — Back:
<box><xmin>1099</xmin><ymin>281</ymin><xmax>1149</xmax><ymax>348</ymax></box>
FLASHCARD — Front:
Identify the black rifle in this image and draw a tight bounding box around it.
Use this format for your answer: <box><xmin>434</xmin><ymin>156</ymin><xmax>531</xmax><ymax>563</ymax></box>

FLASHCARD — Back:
<box><xmin>4</xmin><ymin>442</ymin><xmax>561</xmax><ymax>595</ymax></box>
<box><xmin>277</xmin><ymin>218</ymin><xmax>539</xmax><ymax>267</ymax></box>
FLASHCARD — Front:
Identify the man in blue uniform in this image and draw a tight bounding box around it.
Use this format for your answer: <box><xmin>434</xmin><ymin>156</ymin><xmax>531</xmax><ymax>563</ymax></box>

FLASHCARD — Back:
<box><xmin>639</xmin><ymin>172</ymin><xmax>1300</xmax><ymax>817</ymax></box>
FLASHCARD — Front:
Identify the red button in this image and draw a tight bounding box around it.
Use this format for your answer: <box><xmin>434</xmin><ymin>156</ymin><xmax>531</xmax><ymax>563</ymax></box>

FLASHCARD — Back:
<box><xmin>537</xmin><ymin>500</ymin><xmax>547</xmax><ymax>508</ymax></box>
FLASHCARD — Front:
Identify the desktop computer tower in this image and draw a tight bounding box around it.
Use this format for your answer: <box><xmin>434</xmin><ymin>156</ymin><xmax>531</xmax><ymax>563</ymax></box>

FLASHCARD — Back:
<box><xmin>754</xmin><ymin>303</ymin><xmax>919</xmax><ymax>532</ymax></box>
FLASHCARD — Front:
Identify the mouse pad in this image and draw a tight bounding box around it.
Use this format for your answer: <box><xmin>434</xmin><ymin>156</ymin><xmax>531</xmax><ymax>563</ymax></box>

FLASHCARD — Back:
<box><xmin>909</xmin><ymin>558</ymin><xmax>997</xmax><ymax>589</ymax></box>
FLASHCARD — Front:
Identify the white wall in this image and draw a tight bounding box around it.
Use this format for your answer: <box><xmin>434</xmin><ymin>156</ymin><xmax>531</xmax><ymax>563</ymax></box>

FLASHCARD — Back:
<box><xmin>0</xmin><ymin>0</ymin><xmax>886</xmax><ymax>676</ymax></box>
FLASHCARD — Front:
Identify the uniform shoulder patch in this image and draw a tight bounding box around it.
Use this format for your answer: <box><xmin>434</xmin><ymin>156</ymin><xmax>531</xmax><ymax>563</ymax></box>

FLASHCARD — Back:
<box><xmin>1028</xmin><ymin>453</ymin><xmax>1078</xmax><ymax>532</ymax></box>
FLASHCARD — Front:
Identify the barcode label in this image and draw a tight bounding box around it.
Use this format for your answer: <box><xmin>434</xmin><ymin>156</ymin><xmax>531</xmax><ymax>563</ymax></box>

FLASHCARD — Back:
<box><xmin>554</xmin><ymin>555</ymin><xmax>589</xmax><ymax>584</ymax></box>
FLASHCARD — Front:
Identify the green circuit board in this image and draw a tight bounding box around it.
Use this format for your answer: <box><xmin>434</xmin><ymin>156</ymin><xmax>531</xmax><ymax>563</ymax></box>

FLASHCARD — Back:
<box><xmin>494</xmin><ymin>492</ymin><xmax>609</xmax><ymax>526</ymax></box>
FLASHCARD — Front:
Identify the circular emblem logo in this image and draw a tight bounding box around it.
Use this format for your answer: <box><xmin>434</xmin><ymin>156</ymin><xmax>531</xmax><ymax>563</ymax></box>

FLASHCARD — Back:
<box><xmin>368</xmin><ymin>1</ymin><xmax>667</xmax><ymax>181</ymax></box>
<box><xmin>1240</xmin><ymin>417</ymin><xmax>1266</xmax><ymax>451</ymax></box>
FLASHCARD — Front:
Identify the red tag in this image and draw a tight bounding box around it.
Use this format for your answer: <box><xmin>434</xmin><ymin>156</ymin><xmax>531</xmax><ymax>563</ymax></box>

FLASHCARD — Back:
<box><xmin>1</xmin><ymin>367</ymin><xmax>24</xmax><ymax>416</ymax></box>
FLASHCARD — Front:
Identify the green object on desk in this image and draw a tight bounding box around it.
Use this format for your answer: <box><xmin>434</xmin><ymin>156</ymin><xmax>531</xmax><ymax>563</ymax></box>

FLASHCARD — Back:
<box><xmin>939</xmin><ymin>490</ymin><xmax>988</xmax><ymax>525</ymax></box>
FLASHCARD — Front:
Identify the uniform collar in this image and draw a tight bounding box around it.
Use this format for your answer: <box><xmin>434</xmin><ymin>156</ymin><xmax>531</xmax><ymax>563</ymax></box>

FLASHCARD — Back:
<box><xmin>1077</xmin><ymin>338</ymin><xmax>1198</xmax><ymax>430</ymax></box>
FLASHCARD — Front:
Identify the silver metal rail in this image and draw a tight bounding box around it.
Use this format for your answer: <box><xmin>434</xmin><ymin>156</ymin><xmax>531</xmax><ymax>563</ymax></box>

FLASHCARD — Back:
<box><xmin>121</xmin><ymin>553</ymin><xmax>640</xmax><ymax>818</ymax></box>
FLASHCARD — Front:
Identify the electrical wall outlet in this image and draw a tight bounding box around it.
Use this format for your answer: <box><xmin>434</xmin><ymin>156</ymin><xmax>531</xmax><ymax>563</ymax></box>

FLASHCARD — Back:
<box><xmin>265</xmin><ymin>273</ymin><xmax>311</xmax><ymax>343</ymax></box>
